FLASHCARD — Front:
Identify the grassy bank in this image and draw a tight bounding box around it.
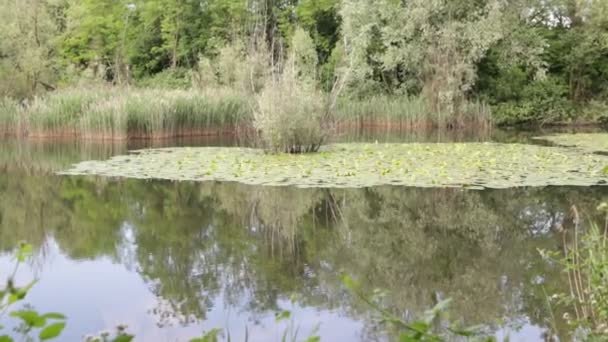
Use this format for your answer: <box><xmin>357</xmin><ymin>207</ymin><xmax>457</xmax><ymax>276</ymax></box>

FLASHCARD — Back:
<box><xmin>0</xmin><ymin>87</ymin><xmax>496</xmax><ymax>140</ymax></box>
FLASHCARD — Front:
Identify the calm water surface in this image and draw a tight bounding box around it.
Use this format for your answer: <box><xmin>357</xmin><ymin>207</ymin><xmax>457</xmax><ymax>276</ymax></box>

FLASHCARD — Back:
<box><xmin>0</xmin><ymin>129</ymin><xmax>606</xmax><ymax>341</ymax></box>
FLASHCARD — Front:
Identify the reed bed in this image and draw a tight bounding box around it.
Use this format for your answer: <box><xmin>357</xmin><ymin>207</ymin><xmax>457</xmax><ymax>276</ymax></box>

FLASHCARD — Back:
<box><xmin>335</xmin><ymin>95</ymin><xmax>492</xmax><ymax>130</ymax></box>
<box><xmin>1</xmin><ymin>87</ymin><xmax>252</xmax><ymax>140</ymax></box>
<box><xmin>335</xmin><ymin>96</ymin><xmax>431</xmax><ymax>129</ymax></box>
<box><xmin>0</xmin><ymin>98</ymin><xmax>23</xmax><ymax>136</ymax></box>
<box><xmin>0</xmin><ymin>88</ymin><xmax>493</xmax><ymax>140</ymax></box>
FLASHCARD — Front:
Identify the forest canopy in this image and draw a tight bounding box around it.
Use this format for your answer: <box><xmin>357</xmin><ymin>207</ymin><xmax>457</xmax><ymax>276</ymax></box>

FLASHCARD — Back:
<box><xmin>0</xmin><ymin>0</ymin><xmax>607</xmax><ymax>126</ymax></box>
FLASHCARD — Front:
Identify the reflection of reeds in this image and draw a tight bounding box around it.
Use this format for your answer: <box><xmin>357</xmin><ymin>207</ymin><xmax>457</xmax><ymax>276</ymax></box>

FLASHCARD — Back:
<box><xmin>0</xmin><ymin>139</ymin><xmax>126</xmax><ymax>174</ymax></box>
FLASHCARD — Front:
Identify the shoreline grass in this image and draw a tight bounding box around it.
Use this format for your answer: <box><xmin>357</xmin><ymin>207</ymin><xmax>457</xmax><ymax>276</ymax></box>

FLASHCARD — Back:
<box><xmin>0</xmin><ymin>87</ymin><xmax>495</xmax><ymax>141</ymax></box>
<box><xmin>0</xmin><ymin>87</ymin><xmax>253</xmax><ymax>140</ymax></box>
<box><xmin>335</xmin><ymin>96</ymin><xmax>493</xmax><ymax>130</ymax></box>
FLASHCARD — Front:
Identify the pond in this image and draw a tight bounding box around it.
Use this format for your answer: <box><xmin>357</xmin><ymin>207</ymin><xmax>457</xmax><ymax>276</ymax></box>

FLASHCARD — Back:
<box><xmin>0</xmin><ymin>129</ymin><xmax>606</xmax><ymax>341</ymax></box>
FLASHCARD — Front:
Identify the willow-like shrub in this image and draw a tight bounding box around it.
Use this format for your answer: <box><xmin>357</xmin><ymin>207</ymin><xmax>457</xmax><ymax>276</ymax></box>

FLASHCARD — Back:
<box><xmin>255</xmin><ymin>75</ymin><xmax>329</xmax><ymax>153</ymax></box>
<box><xmin>254</xmin><ymin>28</ymin><xmax>331</xmax><ymax>154</ymax></box>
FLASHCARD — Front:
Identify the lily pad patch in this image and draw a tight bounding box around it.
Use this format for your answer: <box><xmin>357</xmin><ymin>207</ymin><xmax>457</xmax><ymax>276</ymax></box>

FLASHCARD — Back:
<box><xmin>59</xmin><ymin>143</ymin><xmax>608</xmax><ymax>189</ymax></box>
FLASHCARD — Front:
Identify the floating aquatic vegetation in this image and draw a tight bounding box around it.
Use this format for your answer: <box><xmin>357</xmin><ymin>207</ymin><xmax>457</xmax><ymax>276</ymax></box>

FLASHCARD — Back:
<box><xmin>534</xmin><ymin>133</ymin><xmax>608</xmax><ymax>154</ymax></box>
<box><xmin>59</xmin><ymin>143</ymin><xmax>608</xmax><ymax>189</ymax></box>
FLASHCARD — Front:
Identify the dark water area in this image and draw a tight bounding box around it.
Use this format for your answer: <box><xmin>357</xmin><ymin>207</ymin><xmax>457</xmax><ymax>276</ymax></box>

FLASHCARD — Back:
<box><xmin>0</xmin><ymin>128</ymin><xmax>606</xmax><ymax>341</ymax></box>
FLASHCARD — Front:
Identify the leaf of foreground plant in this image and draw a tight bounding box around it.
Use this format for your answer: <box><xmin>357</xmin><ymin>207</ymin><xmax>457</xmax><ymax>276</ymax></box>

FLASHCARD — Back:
<box><xmin>275</xmin><ymin>310</ymin><xmax>291</xmax><ymax>322</ymax></box>
<box><xmin>41</xmin><ymin>313</ymin><xmax>66</xmax><ymax>320</ymax></box>
<box><xmin>189</xmin><ymin>328</ymin><xmax>221</xmax><ymax>342</ymax></box>
<box><xmin>39</xmin><ymin>322</ymin><xmax>66</xmax><ymax>340</ymax></box>
<box><xmin>112</xmin><ymin>335</ymin><xmax>134</xmax><ymax>342</ymax></box>
<box><xmin>0</xmin><ymin>335</ymin><xmax>13</xmax><ymax>342</ymax></box>
<box><xmin>10</xmin><ymin>310</ymin><xmax>45</xmax><ymax>328</ymax></box>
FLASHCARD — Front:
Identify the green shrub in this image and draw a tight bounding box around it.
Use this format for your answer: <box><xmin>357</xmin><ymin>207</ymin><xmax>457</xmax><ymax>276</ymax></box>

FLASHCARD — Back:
<box><xmin>136</xmin><ymin>68</ymin><xmax>192</xmax><ymax>89</ymax></box>
<box><xmin>255</xmin><ymin>73</ymin><xmax>329</xmax><ymax>153</ymax></box>
<box><xmin>581</xmin><ymin>100</ymin><xmax>608</xmax><ymax>125</ymax></box>
<box><xmin>254</xmin><ymin>28</ymin><xmax>332</xmax><ymax>154</ymax></box>
<box><xmin>493</xmin><ymin>77</ymin><xmax>573</xmax><ymax>126</ymax></box>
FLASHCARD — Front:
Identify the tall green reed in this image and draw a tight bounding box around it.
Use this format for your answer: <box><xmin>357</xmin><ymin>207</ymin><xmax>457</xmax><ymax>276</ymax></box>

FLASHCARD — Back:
<box><xmin>0</xmin><ymin>98</ymin><xmax>22</xmax><ymax>136</ymax></box>
<box><xmin>540</xmin><ymin>204</ymin><xmax>608</xmax><ymax>339</ymax></box>
<box><xmin>335</xmin><ymin>95</ymin><xmax>492</xmax><ymax>130</ymax></box>
<box><xmin>5</xmin><ymin>87</ymin><xmax>252</xmax><ymax>140</ymax></box>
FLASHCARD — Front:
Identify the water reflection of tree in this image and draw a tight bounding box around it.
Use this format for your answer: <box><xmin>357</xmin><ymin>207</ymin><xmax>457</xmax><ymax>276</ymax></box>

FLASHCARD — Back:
<box><xmin>2</xmin><ymin>169</ymin><xmax>608</xmax><ymax>339</ymax></box>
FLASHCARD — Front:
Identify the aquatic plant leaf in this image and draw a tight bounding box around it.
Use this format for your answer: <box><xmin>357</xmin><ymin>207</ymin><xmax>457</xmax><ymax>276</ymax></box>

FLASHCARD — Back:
<box><xmin>59</xmin><ymin>143</ymin><xmax>608</xmax><ymax>189</ymax></box>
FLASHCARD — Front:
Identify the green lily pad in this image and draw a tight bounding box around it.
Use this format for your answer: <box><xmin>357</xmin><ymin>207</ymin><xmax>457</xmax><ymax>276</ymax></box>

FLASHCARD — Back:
<box><xmin>58</xmin><ymin>143</ymin><xmax>608</xmax><ymax>189</ymax></box>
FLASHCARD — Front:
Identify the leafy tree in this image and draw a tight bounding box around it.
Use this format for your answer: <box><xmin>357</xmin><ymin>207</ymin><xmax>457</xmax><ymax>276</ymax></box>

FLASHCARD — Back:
<box><xmin>0</xmin><ymin>0</ymin><xmax>63</xmax><ymax>97</ymax></box>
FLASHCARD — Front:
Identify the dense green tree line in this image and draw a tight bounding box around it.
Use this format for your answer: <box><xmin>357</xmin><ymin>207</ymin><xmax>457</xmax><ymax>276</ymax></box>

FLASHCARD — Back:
<box><xmin>0</xmin><ymin>0</ymin><xmax>606</xmax><ymax>125</ymax></box>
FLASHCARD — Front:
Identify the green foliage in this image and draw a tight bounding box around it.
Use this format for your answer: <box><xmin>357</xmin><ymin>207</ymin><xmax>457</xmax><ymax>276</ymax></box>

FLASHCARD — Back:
<box><xmin>189</xmin><ymin>329</ymin><xmax>222</xmax><ymax>342</ymax></box>
<box><xmin>84</xmin><ymin>325</ymin><xmax>134</xmax><ymax>342</ymax></box>
<box><xmin>339</xmin><ymin>0</ymin><xmax>505</xmax><ymax>122</ymax></box>
<box><xmin>540</xmin><ymin>204</ymin><xmax>608</xmax><ymax>339</ymax></box>
<box><xmin>493</xmin><ymin>77</ymin><xmax>573</xmax><ymax>126</ymax></box>
<box><xmin>136</xmin><ymin>68</ymin><xmax>192</xmax><ymax>89</ymax></box>
<box><xmin>254</xmin><ymin>29</ymin><xmax>330</xmax><ymax>153</ymax></box>
<box><xmin>0</xmin><ymin>0</ymin><xmax>62</xmax><ymax>97</ymax></box>
<box><xmin>0</xmin><ymin>0</ymin><xmax>606</xmax><ymax>128</ymax></box>
<box><xmin>0</xmin><ymin>244</ymin><xmax>67</xmax><ymax>342</ymax></box>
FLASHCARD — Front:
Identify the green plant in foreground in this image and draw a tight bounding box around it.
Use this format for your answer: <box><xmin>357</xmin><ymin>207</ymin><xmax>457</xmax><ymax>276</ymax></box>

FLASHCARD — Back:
<box><xmin>0</xmin><ymin>243</ymin><xmax>67</xmax><ymax>342</ymax></box>
<box><xmin>539</xmin><ymin>204</ymin><xmax>608</xmax><ymax>340</ymax></box>
<box><xmin>84</xmin><ymin>325</ymin><xmax>134</xmax><ymax>342</ymax></box>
